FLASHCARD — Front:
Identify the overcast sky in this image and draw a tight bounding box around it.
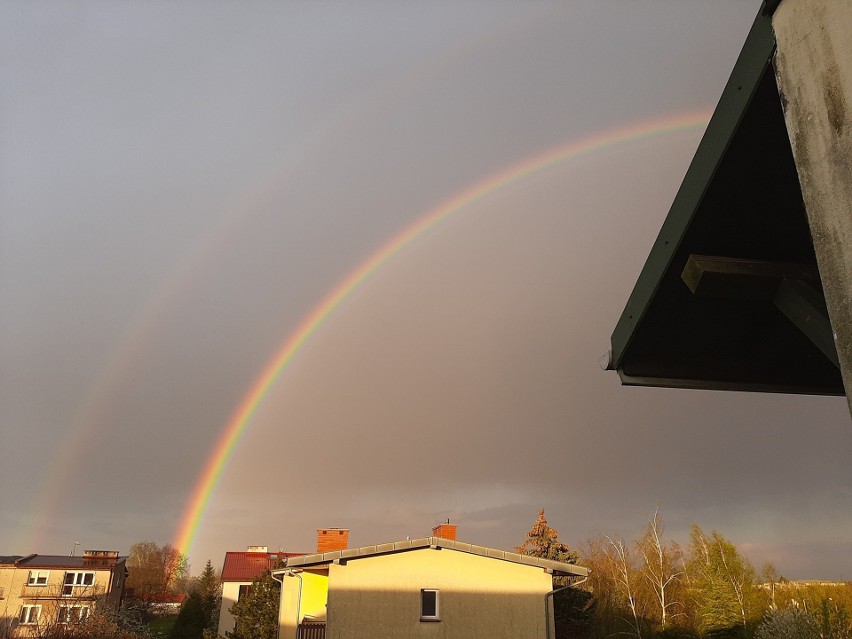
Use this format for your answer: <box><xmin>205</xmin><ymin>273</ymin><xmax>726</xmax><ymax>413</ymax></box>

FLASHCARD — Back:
<box><xmin>2</xmin><ymin>1</ymin><xmax>850</xmax><ymax>581</ymax></box>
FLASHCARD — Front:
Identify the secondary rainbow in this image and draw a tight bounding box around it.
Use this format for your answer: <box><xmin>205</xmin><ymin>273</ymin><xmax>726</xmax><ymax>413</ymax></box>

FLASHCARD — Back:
<box><xmin>173</xmin><ymin>109</ymin><xmax>711</xmax><ymax>557</ymax></box>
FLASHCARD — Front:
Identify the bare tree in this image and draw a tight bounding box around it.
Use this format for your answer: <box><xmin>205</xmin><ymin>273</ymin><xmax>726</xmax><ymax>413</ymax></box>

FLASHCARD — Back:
<box><xmin>606</xmin><ymin>535</ymin><xmax>645</xmax><ymax>639</ymax></box>
<box><xmin>761</xmin><ymin>562</ymin><xmax>779</xmax><ymax>611</ymax></box>
<box><xmin>637</xmin><ymin>508</ymin><xmax>684</xmax><ymax>632</ymax></box>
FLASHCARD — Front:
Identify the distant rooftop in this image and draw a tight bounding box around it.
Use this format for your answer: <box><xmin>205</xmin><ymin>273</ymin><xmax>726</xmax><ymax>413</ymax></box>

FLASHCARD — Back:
<box><xmin>5</xmin><ymin>553</ymin><xmax>126</xmax><ymax>569</ymax></box>
<box><xmin>221</xmin><ymin>550</ymin><xmax>306</xmax><ymax>582</ymax></box>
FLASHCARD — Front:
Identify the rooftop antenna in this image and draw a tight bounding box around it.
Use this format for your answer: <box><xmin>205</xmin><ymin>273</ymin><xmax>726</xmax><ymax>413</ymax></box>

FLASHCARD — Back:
<box><xmin>70</xmin><ymin>541</ymin><xmax>80</xmax><ymax>557</ymax></box>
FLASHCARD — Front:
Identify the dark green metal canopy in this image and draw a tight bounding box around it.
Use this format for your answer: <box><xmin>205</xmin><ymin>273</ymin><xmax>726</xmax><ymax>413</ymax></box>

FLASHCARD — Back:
<box><xmin>607</xmin><ymin>7</ymin><xmax>843</xmax><ymax>395</ymax></box>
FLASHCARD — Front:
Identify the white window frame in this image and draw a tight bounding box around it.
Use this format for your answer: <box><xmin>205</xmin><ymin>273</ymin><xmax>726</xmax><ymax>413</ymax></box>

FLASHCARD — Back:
<box><xmin>58</xmin><ymin>605</ymin><xmax>91</xmax><ymax>624</ymax></box>
<box><xmin>27</xmin><ymin>570</ymin><xmax>50</xmax><ymax>586</ymax></box>
<box><xmin>420</xmin><ymin>589</ymin><xmax>440</xmax><ymax>622</ymax></box>
<box><xmin>62</xmin><ymin>571</ymin><xmax>95</xmax><ymax>596</ymax></box>
<box><xmin>19</xmin><ymin>605</ymin><xmax>41</xmax><ymax>625</ymax></box>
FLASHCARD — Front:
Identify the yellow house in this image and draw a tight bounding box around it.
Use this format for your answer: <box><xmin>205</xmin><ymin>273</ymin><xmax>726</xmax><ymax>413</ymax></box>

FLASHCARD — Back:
<box><xmin>273</xmin><ymin>525</ymin><xmax>588</xmax><ymax>639</ymax></box>
<box><xmin>0</xmin><ymin>550</ymin><xmax>127</xmax><ymax>637</ymax></box>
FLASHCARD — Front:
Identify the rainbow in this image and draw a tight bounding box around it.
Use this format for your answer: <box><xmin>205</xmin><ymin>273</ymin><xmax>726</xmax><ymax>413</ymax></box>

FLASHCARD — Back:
<box><xmin>172</xmin><ymin>110</ymin><xmax>711</xmax><ymax>557</ymax></box>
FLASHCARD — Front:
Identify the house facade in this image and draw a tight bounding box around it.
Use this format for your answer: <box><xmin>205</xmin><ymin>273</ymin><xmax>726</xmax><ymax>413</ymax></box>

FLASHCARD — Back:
<box><xmin>216</xmin><ymin>545</ymin><xmax>305</xmax><ymax>638</ymax></box>
<box><xmin>0</xmin><ymin>550</ymin><xmax>127</xmax><ymax>637</ymax></box>
<box><xmin>274</xmin><ymin>524</ymin><xmax>588</xmax><ymax>639</ymax></box>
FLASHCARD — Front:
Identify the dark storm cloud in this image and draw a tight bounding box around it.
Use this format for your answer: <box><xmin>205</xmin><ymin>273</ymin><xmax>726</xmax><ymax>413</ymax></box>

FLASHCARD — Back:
<box><xmin>3</xmin><ymin>0</ymin><xmax>848</xmax><ymax>581</ymax></box>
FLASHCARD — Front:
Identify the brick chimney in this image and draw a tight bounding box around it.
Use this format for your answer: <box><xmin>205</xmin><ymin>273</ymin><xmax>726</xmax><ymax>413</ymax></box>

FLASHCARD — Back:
<box><xmin>317</xmin><ymin>528</ymin><xmax>349</xmax><ymax>553</ymax></box>
<box><xmin>432</xmin><ymin>520</ymin><xmax>457</xmax><ymax>540</ymax></box>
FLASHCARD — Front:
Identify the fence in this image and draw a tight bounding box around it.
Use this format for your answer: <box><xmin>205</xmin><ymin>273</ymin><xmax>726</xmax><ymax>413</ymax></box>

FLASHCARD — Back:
<box><xmin>297</xmin><ymin>621</ymin><xmax>326</xmax><ymax>639</ymax></box>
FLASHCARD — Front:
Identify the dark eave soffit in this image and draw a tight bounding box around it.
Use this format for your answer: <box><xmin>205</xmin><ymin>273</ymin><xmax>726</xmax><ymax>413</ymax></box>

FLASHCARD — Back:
<box><xmin>607</xmin><ymin>7</ymin><xmax>843</xmax><ymax>395</ymax></box>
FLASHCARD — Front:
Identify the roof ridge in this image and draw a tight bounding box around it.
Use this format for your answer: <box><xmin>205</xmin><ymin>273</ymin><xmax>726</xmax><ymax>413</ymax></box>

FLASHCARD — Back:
<box><xmin>278</xmin><ymin>536</ymin><xmax>587</xmax><ymax>577</ymax></box>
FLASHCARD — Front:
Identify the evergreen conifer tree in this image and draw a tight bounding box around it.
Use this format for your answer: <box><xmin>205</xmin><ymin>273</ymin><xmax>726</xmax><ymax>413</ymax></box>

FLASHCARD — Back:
<box><xmin>226</xmin><ymin>569</ymin><xmax>280</xmax><ymax>639</ymax></box>
<box><xmin>169</xmin><ymin>560</ymin><xmax>221</xmax><ymax>639</ymax></box>
<box><xmin>516</xmin><ymin>509</ymin><xmax>579</xmax><ymax>564</ymax></box>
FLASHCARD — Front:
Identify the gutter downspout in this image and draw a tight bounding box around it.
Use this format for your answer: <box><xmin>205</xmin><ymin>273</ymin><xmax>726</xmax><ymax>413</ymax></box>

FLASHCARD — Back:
<box><xmin>545</xmin><ymin>575</ymin><xmax>588</xmax><ymax>639</ymax></box>
<box><xmin>272</xmin><ymin>569</ymin><xmax>303</xmax><ymax>639</ymax></box>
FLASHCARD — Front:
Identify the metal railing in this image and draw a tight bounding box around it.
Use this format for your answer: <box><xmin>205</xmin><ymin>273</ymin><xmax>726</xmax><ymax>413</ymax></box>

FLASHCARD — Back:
<box><xmin>20</xmin><ymin>584</ymin><xmax>105</xmax><ymax>600</ymax></box>
<box><xmin>297</xmin><ymin>621</ymin><xmax>326</xmax><ymax>639</ymax></box>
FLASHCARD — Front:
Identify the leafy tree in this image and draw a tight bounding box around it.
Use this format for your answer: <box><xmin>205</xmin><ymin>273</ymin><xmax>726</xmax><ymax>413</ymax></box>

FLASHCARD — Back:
<box><xmin>170</xmin><ymin>560</ymin><xmax>221</xmax><ymax>639</ymax></box>
<box><xmin>812</xmin><ymin>595</ymin><xmax>851</xmax><ymax>639</ymax></box>
<box><xmin>516</xmin><ymin>509</ymin><xmax>579</xmax><ymax>564</ymax></box>
<box><xmin>686</xmin><ymin>525</ymin><xmax>758</xmax><ymax>638</ymax></box>
<box><xmin>773</xmin><ymin>580</ymin><xmax>852</xmax><ymax>629</ymax></box>
<box><xmin>583</xmin><ymin>514</ymin><xmax>774</xmax><ymax>639</ymax></box>
<box><xmin>226</xmin><ymin>569</ymin><xmax>280</xmax><ymax>639</ymax></box>
<box><xmin>583</xmin><ymin>535</ymin><xmax>627</xmax><ymax>639</ymax></box>
<box><xmin>126</xmin><ymin>541</ymin><xmax>190</xmax><ymax>605</ymax></box>
<box><xmin>754</xmin><ymin>607</ymin><xmax>819</xmax><ymax>639</ymax></box>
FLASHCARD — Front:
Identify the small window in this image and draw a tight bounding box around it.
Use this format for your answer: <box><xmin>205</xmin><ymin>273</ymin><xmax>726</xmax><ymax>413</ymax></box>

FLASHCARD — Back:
<box><xmin>20</xmin><ymin>605</ymin><xmax>41</xmax><ymax>625</ymax></box>
<box><xmin>28</xmin><ymin>570</ymin><xmax>49</xmax><ymax>586</ymax></box>
<box><xmin>58</xmin><ymin>606</ymin><xmax>90</xmax><ymax>624</ymax></box>
<box><xmin>238</xmin><ymin>584</ymin><xmax>253</xmax><ymax>601</ymax></box>
<box><xmin>420</xmin><ymin>589</ymin><xmax>440</xmax><ymax>621</ymax></box>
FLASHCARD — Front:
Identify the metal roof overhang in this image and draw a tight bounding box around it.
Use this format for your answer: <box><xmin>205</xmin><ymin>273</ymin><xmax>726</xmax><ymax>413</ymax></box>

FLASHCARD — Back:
<box><xmin>607</xmin><ymin>7</ymin><xmax>843</xmax><ymax>395</ymax></box>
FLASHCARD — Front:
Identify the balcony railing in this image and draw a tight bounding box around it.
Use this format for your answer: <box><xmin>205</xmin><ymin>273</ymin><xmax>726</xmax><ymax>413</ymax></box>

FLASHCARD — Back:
<box><xmin>297</xmin><ymin>621</ymin><xmax>326</xmax><ymax>639</ymax></box>
<box><xmin>20</xmin><ymin>584</ymin><xmax>105</xmax><ymax>600</ymax></box>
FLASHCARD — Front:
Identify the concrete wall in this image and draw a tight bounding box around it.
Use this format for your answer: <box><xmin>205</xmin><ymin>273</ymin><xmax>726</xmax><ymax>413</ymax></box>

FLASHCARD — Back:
<box><xmin>773</xmin><ymin>0</ymin><xmax>852</xmax><ymax>414</ymax></box>
<box><xmin>322</xmin><ymin>548</ymin><xmax>554</xmax><ymax>639</ymax></box>
<box><xmin>0</xmin><ymin>567</ymin><xmax>29</xmax><ymax>636</ymax></box>
<box><xmin>217</xmin><ymin>581</ymin><xmax>243</xmax><ymax>637</ymax></box>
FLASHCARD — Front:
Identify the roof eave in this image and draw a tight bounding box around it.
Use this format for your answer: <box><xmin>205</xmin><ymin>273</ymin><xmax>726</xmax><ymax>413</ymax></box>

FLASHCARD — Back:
<box><xmin>609</xmin><ymin>8</ymin><xmax>776</xmax><ymax>372</ymax></box>
<box><xmin>277</xmin><ymin>537</ymin><xmax>588</xmax><ymax>578</ymax></box>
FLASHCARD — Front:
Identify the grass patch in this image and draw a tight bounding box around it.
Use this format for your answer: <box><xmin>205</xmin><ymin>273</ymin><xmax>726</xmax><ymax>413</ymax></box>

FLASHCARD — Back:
<box><xmin>148</xmin><ymin>614</ymin><xmax>179</xmax><ymax>637</ymax></box>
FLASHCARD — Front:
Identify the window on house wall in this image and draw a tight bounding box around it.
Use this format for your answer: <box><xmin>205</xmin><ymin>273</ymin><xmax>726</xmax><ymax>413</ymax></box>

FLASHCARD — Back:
<box><xmin>19</xmin><ymin>605</ymin><xmax>41</xmax><ymax>625</ymax></box>
<box><xmin>62</xmin><ymin>571</ymin><xmax>95</xmax><ymax>595</ymax></box>
<box><xmin>420</xmin><ymin>589</ymin><xmax>440</xmax><ymax>621</ymax></box>
<box><xmin>27</xmin><ymin>570</ymin><xmax>50</xmax><ymax>586</ymax></box>
<box><xmin>238</xmin><ymin>584</ymin><xmax>253</xmax><ymax>601</ymax></box>
<box><xmin>58</xmin><ymin>605</ymin><xmax>91</xmax><ymax>624</ymax></box>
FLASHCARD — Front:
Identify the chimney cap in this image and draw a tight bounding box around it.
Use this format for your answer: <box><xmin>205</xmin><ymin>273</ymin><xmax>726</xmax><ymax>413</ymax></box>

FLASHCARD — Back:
<box><xmin>246</xmin><ymin>546</ymin><xmax>269</xmax><ymax>553</ymax></box>
<box><xmin>431</xmin><ymin>521</ymin><xmax>458</xmax><ymax>541</ymax></box>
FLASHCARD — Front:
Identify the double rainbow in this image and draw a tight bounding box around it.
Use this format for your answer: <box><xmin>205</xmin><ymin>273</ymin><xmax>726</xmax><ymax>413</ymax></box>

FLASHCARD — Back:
<box><xmin>173</xmin><ymin>110</ymin><xmax>711</xmax><ymax>557</ymax></box>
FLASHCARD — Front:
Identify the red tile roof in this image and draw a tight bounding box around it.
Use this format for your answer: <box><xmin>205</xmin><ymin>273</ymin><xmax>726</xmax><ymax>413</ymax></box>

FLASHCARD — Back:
<box><xmin>221</xmin><ymin>551</ymin><xmax>305</xmax><ymax>582</ymax></box>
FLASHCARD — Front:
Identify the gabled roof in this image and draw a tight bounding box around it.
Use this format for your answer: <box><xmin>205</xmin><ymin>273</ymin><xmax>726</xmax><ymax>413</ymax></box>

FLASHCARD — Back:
<box><xmin>607</xmin><ymin>4</ymin><xmax>842</xmax><ymax>394</ymax></box>
<box><xmin>221</xmin><ymin>551</ymin><xmax>305</xmax><ymax>582</ymax></box>
<box><xmin>277</xmin><ymin>537</ymin><xmax>588</xmax><ymax>578</ymax></box>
